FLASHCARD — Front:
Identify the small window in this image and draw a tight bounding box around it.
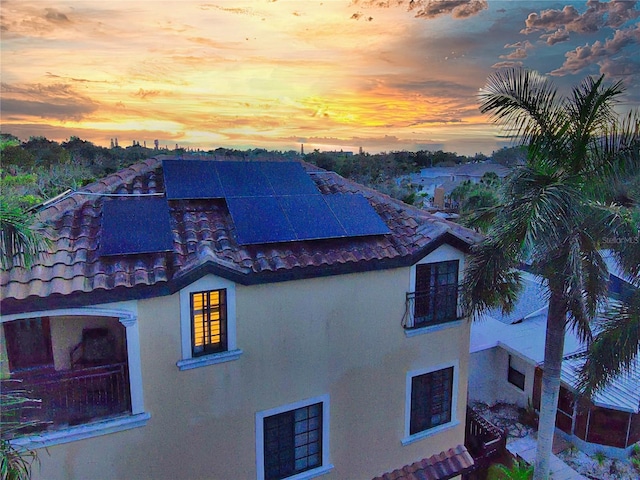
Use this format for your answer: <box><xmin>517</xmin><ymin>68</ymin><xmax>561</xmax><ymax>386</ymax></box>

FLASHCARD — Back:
<box><xmin>410</xmin><ymin>366</ymin><xmax>454</xmax><ymax>435</ymax></box>
<box><xmin>264</xmin><ymin>403</ymin><xmax>322</xmax><ymax>480</ymax></box>
<box><xmin>508</xmin><ymin>355</ymin><xmax>526</xmax><ymax>391</ymax></box>
<box><xmin>191</xmin><ymin>289</ymin><xmax>227</xmax><ymax>356</ymax></box>
<box><xmin>256</xmin><ymin>395</ymin><xmax>331</xmax><ymax>480</ymax></box>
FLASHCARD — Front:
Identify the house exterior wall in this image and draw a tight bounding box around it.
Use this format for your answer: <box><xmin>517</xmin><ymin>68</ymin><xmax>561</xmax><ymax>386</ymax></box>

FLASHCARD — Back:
<box><xmin>28</xmin><ymin>246</ymin><xmax>470</xmax><ymax>480</ymax></box>
<box><xmin>469</xmin><ymin>346</ymin><xmax>535</xmax><ymax>408</ymax></box>
<box><xmin>50</xmin><ymin>316</ymin><xmax>124</xmax><ymax>370</ymax></box>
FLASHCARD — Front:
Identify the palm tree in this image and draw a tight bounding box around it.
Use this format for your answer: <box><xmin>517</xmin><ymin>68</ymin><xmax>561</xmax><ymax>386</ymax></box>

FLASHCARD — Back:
<box><xmin>465</xmin><ymin>68</ymin><xmax>639</xmax><ymax>480</ymax></box>
<box><xmin>0</xmin><ymin>196</ymin><xmax>49</xmax><ymax>269</ymax></box>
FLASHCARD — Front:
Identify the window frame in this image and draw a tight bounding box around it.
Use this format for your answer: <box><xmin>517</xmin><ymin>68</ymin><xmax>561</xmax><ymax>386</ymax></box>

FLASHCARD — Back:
<box><xmin>403</xmin><ymin>361</ymin><xmax>459</xmax><ymax>445</ymax></box>
<box><xmin>177</xmin><ymin>275</ymin><xmax>241</xmax><ymax>371</ymax></box>
<box><xmin>507</xmin><ymin>354</ymin><xmax>526</xmax><ymax>391</ymax></box>
<box><xmin>190</xmin><ymin>288</ymin><xmax>228</xmax><ymax>357</ymax></box>
<box><xmin>406</xmin><ymin>246</ymin><xmax>466</xmax><ymax>335</ymax></box>
<box><xmin>413</xmin><ymin>260</ymin><xmax>459</xmax><ymax>327</ymax></box>
<box><xmin>256</xmin><ymin>395</ymin><xmax>333</xmax><ymax>480</ymax></box>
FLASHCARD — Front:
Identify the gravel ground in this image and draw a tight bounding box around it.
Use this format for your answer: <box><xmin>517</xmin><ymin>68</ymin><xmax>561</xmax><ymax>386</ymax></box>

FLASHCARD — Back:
<box><xmin>470</xmin><ymin>401</ymin><xmax>640</xmax><ymax>480</ymax></box>
<box><xmin>558</xmin><ymin>449</ymin><xmax>638</xmax><ymax>480</ymax></box>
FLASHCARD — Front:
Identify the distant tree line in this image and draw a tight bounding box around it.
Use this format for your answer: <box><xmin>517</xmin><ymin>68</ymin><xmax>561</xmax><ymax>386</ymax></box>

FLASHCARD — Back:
<box><xmin>0</xmin><ymin>132</ymin><xmax>527</xmax><ymax>208</ymax></box>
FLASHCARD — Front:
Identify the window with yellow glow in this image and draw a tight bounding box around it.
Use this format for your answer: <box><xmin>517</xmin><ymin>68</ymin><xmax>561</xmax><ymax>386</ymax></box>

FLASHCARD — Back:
<box><xmin>191</xmin><ymin>289</ymin><xmax>227</xmax><ymax>356</ymax></box>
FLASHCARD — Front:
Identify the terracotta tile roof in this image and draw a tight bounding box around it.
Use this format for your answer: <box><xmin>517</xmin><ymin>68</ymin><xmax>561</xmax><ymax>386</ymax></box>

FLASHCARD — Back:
<box><xmin>373</xmin><ymin>445</ymin><xmax>475</xmax><ymax>480</ymax></box>
<box><xmin>1</xmin><ymin>156</ymin><xmax>482</xmax><ymax>314</ymax></box>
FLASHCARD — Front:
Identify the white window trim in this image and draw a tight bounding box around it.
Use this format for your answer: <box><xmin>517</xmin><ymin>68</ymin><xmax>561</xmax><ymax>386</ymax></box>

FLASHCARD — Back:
<box><xmin>11</xmin><ymin>413</ymin><xmax>151</xmax><ymax>449</ymax></box>
<box><xmin>255</xmin><ymin>394</ymin><xmax>333</xmax><ymax>480</ymax></box>
<box><xmin>404</xmin><ymin>319</ymin><xmax>465</xmax><ymax>337</ymax></box>
<box><xmin>177</xmin><ymin>275</ymin><xmax>241</xmax><ymax>371</ymax></box>
<box><xmin>402</xmin><ymin>360</ymin><xmax>459</xmax><ymax>446</ymax></box>
<box><xmin>1</xmin><ymin>303</ymin><xmax>148</xmax><ymax>447</ymax></box>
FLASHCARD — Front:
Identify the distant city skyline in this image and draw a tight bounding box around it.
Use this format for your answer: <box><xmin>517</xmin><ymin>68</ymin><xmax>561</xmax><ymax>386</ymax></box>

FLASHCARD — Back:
<box><xmin>1</xmin><ymin>1</ymin><xmax>639</xmax><ymax>156</ymax></box>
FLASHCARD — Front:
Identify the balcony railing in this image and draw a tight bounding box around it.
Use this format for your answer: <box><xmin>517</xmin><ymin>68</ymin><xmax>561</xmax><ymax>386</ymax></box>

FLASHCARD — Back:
<box><xmin>2</xmin><ymin>363</ymin><xmax>131</xmax><ymax>437</ymax></box>
<box><xmin>403</xmin><ymin>285</ymin><xmax>461</xmax><ymax>329</ymax></box>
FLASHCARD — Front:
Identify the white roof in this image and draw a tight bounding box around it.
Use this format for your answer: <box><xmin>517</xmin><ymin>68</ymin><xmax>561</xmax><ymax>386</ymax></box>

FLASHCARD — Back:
<box><xmin>561</xmin><ymin>356</ymin><xmax>640</xmax><ymax>414</ymax></box>
<box><xmin>470</xmin><ymin>271</ymin><xmax>640</xmax><ymax>413</ymax></box>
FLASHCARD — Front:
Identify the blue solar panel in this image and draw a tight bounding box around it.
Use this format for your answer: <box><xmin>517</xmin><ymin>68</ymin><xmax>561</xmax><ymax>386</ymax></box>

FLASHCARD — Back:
<box><xmin>260</xmin><ymin>162</ymin><xmax>320</xmax><ymax>196</ymax></box>
<box><xmin>278</xmin><ymin>195</ymin><xmax>345</xmax><ymax>241</ymax></box>
<box><xmin>217</xmin><ymin>162</ymin><xmax>274</xmax><ymax>197</ymax></box>
<box><xmin>99</xmin><ymin>197</ymin><xmax>174</xmax><ymax>256</ymax></box>
<box><xmin>226</xmin><ymin>196</ymin><xmax>296</xmax><ymax>245</ymax></box>
<box><xmin>163</xmin><ymin>159</ymin><xmax>224</xmax><ymax>200</ymax></box>
<box><xmin>325</xmin><ymin>194</ymin><xmax>390</xmax><ymax>237</ymax></box>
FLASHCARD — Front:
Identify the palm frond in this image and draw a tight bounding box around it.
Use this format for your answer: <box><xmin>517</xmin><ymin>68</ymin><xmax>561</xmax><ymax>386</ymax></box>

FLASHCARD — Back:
<box><xmin>462</xmin><ymin>239</ymin><xmax>522</xmax><ymax>319</ymax></box>
<box><xmin>479</xmin><ymin>68</ymin><xmax>563</xmax><ymax>153</ymax></box>
<box><xmin>576</xmin><ymin>289</ymin><xmax>640</xmax><ymax>396</ymax></box>
<box><xmin>0</xmin><ymin>196</ymin><xmax>50</xmax><ymax>270</ymax></box>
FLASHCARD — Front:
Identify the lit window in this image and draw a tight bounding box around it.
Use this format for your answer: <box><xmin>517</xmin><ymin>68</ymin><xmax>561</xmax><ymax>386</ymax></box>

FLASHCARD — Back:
<box><xmin>191</xmin><ymin>289</ymin><xmax>227</xmax><ymax>356</ymax></box>
<box><xmin>410</xmin><ymin>366</ymin><xmax>454</xmax><ymax>435</ymax></box>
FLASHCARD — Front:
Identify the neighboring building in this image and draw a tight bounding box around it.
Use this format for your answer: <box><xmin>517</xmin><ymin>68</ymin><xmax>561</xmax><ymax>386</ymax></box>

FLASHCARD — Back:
<box><xmin>407</xmin><ymin>162</ymin><xmax>510</xmax><ymax>199</ymax></box>
<box><xmin>1</xmin><ymin>157</ymin><xmax>481</xmax><ymax>480</ymax></box>
<box><xmin>469</xmin><ymin>270</ymin><xmax>640</xmax><ymax>458</ymax></box>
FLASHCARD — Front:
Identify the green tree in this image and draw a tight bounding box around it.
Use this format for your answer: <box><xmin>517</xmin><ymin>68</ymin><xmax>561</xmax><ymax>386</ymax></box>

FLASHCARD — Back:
<box><xmin>1</xmin><ymin>388</ymin><xmax>41</xmax><ymax>480</ymax></box>
<box><xmin>487</xmin><ymin>459</ymin><xmax>533</xmax><ymax>480</ymax></box>
<box><xmin>0</xmin><ymin>197</ymin><xmax>49</xmax><ymax>269</ymax></box>
<box><xmin>465</xmin><ymin>68</ymin><xmax>639</xmax><ymax>480</ymax></box>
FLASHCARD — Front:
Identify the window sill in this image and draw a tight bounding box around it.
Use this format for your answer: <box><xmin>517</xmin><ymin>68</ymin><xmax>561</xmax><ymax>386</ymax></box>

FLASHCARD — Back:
<box><xmin>401</xmin><ymin>420</ymin><xmax>460</xmax><ymax>446</ymax></box>
<box><xmin>11</xmin><ymin>412</ymin><xmax>151</xmax><ymax>449</ymax></box>
<box><xmin>271</xmin><ymin>464</ymin><xmax>334</xmax><ymax>480</ymax></box>
<box><xmin>177</xmin><ymin>348</ymin><xmax>243</xmax><ymax>371</ymax></box>
<box><xmin>404</xmin><ymin>319</ymin><xmax>464</xmax><ymax>337</ymax></box>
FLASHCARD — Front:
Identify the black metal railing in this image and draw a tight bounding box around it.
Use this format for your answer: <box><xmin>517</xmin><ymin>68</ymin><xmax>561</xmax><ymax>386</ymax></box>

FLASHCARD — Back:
<box><xmin>2</xmin><ymin>363</ymin><xmax>131</xmax><ymax>436</ymax></box>
<box><xmin>403</xmin><ymin>285</ymin><xmax>461</xmax><ymax>329</ymax></box>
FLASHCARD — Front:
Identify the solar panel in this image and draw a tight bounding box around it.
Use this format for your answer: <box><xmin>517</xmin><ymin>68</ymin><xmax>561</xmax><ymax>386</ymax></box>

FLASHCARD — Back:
<box><xmin>99</xmin><ymin>197</ymin><xmax>174</xmax><ymax>256</ymax></box>
<box><xmin>163</xmin><ymin>159</ymin><xmax>224</xmax><ymax>200</ymax></box>
<box><xmin>325</xmin><ymin>194</ymin><xmax>390</xmax><ymax>237</ymax></box>
<box><xmin>217</xmin><ymin>162</ymin><xmax>274</xmax><ymax>197</ymax></box>
<box><xmin>278</xmin><ymin>195</ymin><xmax>345</xmax><ymax>241</ymax></box>
<box><xmin>226</xmin><ymin>196</ymin><xmax>296</xmax><ymax>245</ymax></box>
<box><xmin>260</xmin><ymin>162</ymin><xmax>320</xmax><ymax>196</ymax></box>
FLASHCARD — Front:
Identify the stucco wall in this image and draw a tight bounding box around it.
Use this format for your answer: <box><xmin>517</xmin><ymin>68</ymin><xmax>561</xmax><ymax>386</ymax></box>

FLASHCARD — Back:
<box><xmin>469</xmin><ymin>346</ymin><xmax>535</xmax><ymax>408</ymax></box>
<box><xmin>30</xmin><ymin>246</ymin><xmax>471</xmax><ymax>480</ymax></box>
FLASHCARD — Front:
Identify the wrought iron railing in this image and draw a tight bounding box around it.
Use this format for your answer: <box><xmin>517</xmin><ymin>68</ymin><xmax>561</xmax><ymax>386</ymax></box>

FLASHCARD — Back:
<box><xmin>403</xmin><ymin>285</ymin><xmax>462</xmax><ymax>329</ymax></box>
<box><xmin>2</xmin><ymin>363</ymin><xmax>131</xmax><ymax>436</ymax></box>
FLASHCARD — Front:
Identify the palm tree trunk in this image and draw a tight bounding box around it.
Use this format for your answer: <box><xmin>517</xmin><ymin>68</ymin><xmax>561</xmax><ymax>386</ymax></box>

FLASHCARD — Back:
<box><xmin>533</xmin><ymin>288</ymin><xmax>567</xmax><ymax>480</ymax></box>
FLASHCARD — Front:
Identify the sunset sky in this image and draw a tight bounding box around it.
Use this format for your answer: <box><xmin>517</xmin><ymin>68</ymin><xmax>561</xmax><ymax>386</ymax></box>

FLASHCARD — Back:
<box><xmin>1</xmin><ymin>0</ymin><xmax>639</xmax><ymax>155</ymax></box>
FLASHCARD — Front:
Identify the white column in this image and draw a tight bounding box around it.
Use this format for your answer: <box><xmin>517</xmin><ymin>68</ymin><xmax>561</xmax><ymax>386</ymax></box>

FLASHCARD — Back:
<box><xmin>119</xmin><ymin>314</ymin><xmax>144</xmax><ymax>415</ymax></box>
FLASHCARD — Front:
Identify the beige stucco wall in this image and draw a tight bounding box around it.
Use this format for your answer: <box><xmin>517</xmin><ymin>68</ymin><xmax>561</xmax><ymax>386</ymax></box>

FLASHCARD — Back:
<box><xmin>50</xmin><ymin>316</ymin><xmax>124</xmax><ymax>371</ymax></box>
<box><xmin>30</xmin><ymin>245</ymin><xmax>471</xmax><ymax>480</ymax></box>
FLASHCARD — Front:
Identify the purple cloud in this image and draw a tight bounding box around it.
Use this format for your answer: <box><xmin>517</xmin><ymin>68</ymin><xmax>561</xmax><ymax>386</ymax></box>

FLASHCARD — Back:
<box><xmin>551</xmin><ymin>23</ymin><xmax>640</xmax><ymax>76</ymax></box>
<box><xmin>522</xmin><ymin>1</ymin><xmax>640</xmax><ymax>40</ymax></box>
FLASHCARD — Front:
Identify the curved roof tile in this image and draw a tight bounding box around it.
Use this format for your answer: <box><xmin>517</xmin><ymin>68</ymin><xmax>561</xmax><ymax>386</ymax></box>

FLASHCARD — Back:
<box><xmin>1</xmin><ymin>156</ymin><xmax>481</xmax><ymax>314</ymax></box>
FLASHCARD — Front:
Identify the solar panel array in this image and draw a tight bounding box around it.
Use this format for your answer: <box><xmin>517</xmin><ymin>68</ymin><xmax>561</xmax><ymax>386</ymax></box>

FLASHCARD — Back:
<box><xmin>99</xmin><ymin>197</ymin><xmax>173</xmax><ymax>256</ymax></box>
<box><xmin>163</xmin><ymin>159</ymin><xmax>318</xmax><ymax>199</ymax></box>
<box><xmin>99</xmin><ymin>160</ymin><xmax>390</xmax><ymax>256</ymax></box>
<box><xmin>162</xmin><ymin>159</ymin><xmax>390</xmax><ymax>245</ymax></box>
